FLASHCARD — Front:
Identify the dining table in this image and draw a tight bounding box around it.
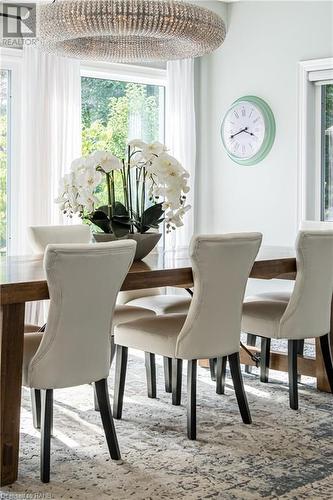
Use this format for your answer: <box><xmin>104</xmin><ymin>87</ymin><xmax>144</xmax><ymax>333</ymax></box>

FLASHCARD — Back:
<box><xmin>1</xmin><ymin>245</ymin><xmax>332</xmax><ymax>486</ymax></box>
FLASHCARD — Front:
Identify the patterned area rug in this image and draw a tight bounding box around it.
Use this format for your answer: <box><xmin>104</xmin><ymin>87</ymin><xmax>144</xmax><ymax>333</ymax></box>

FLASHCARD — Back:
<box><xmin>1</xmin><ymin>348</ymin><xmax>333</xmax><ymax>500</ymax></box>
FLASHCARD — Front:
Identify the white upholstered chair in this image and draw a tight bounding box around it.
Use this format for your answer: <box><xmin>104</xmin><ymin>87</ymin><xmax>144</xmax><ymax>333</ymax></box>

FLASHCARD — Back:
<box><xmin>23</xmin><ymin>241</ymin><xmax>136</xmax><ymax>482</ymax></box>
<box><xmin>243</xmin><ymin>220</ymin><xmax>333</xmax><ymax>381</ymax></box>
<box><xmin>113</xmin><ymin>233</ymin><xmax>262</xmax><ymax>439</ymax></box>
<box><xmin>28</xmin><ymin>225</ymin><xmax>156</xmax><ymax>415</ymax></box>
<box><xmin>28</xmin><ymin>224</ymin><xmax>156</xmax><ymax>340</ymax></box>
<box><xmin>117</xmin><ymin>288</ymin><xmax>192</xmax><ymax>392</ymax></box>
<box><xmin>242</xmin><ymin>230</ymin><xmax>333</xmax><ymax>409</ymax></box>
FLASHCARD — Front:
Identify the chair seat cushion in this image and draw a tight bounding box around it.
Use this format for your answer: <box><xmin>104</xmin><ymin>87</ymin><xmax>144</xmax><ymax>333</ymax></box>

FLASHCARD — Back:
<box><xmin>24</xmin><ymin>324</ymin><xmax>42</xmax><ymax>333</ymax></box>
<box><xmin>115</xmin><ymin>314</ymin><xmax>187</xmax><ymax>358</ymax></box>
<box><xmin>125</xmin><ymin>294</ymin><xmax>191</xmax><ymax>315</ymax></box>
<box><xmin>113</xmin><ymin>305</ymin><xmax>156</xmax><ymax>326</ymax></box>
<box><xmin>22</xmin><ymin>332</ymin><xmax>43</xmax><ymax>387</ymax></box>
<box><xmin>242</xmin><ymin>299</ymin><xmax>288</xmax><ymax>339</ymax></box>
<box><xmin>248</xmin><ymin>291</ymin><xmax>291</xmax><ymax>302</ymax></box>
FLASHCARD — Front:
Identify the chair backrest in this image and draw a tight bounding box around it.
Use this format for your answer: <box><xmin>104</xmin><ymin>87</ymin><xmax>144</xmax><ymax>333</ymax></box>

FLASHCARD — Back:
<box><xmin>300</xmin><ymin>220</ymin><xmax>333</xmax><ymax>231</ymax></box>
<box><xmin>27</xmin><ymin>241</ymin><xmax>136</xmax><ymax>389</ymax></box>
<box><xmin>28</xmin><ymin>225</ymin><xmax>91</xmax><ymax>254</ymax></box>
<box><xmin>280</xmin><ymin>230</ymin><xmax>333</xmax><ymax>339</ymax></box>
<box><xmin>175</xmin><ymin>233</ymin><xmax>262</xmax><ymax>360</ymax></box>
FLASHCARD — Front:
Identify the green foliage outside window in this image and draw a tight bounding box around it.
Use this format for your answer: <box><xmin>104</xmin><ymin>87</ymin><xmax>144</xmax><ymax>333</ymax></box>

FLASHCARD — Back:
<box><xmin>323</xmin><ymin>84</ymin><xmax>333</xmax><ymax>220</ymax></box>
<box><xmin>81</xmin><ymin>77</ymin><xmax>163</xmax><ymax>208</ymax></box>
<box><xmin>0</xmin><ymin>70</ymin><xmax>8</xmax><ymax>254</ymax></box>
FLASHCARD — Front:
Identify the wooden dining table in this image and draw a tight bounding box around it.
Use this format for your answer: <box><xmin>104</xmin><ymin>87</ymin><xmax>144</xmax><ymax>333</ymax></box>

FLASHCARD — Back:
<box><xmin>1</xmin><ymin>245</ymin><xmax>332</xmax><ymax>486</ymax></box>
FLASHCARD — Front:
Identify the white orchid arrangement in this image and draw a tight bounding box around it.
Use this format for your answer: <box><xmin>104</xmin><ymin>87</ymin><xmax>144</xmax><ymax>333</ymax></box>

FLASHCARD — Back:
<box><xmin>56</xmin><ymin>141</ymin><xmax>190</xmax><ymax>237</ymax></box>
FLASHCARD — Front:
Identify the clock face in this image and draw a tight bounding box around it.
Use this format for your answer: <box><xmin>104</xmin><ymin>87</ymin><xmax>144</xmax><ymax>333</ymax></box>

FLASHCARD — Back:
<box><xmin>221</xmin><ymin>96</ymin><xmax>275</xmax><ymax>166</ymax></box>
<box><xmin>222</xmin><ymin>101</ymin><xmax>266</xmax><ymax>160</ymax></box>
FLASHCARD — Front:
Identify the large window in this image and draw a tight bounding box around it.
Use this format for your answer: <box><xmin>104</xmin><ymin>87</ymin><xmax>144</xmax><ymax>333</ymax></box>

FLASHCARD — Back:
<box><xmin>81</xmin><ymin>69</ymin><xmax>165</xmax><ymax>206</ymax></box>
<box><xmin>321</xmin><ymin>84</ymin><xmax>333</xmax><ymax>220</ymax></box>
<box><xmin>0</xmin><ymin>69</ymin><xmax>10</xmax><ymax>255</ymax></box>
<box><xmin>298</xmin><ymin>59</ymin><xmax>333</xmax><ymax>224</ymax></box>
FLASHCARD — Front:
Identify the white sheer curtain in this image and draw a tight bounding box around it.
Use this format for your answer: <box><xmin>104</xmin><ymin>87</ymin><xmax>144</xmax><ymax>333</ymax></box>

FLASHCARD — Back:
<box><xmin>10</xmin><ymin>47</ymin><xmax>81</xmax><ymax>256</ymax></box>
<box><xmin>166</xmin><ymin>58</ymin><xmax>196</xmax><ymax>250</ymax></box>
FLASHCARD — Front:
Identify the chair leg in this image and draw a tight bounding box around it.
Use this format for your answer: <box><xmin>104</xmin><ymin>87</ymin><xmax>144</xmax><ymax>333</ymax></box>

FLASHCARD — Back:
<box><xmin>31</xmin><ymin>388</ymin><xmax>41</xmax><ymax>429</ymax></box>
<box><xmin>187</xmin><ymin>360</ymin><xmax>197</xmax><ymax>440</ymax></box>
<box><xmin>288</xmin><ymin>339</ymin><xmax>299</xmax><ymax>410</ymax></box>
<box><xmin>113</xmin><ymin>345</ymin><xmax>128</xmax><ymax>419</ymax></box>
<box><xmin>172</xmin><ymin>358</ymin><xmax>183</xmax><ymax>406</ymax></box>
<box><xmin>94</xmin><ymin>336</ymin><xmax>116</xmax><ymax>412</ymax></box>
<box><xmin>228</xmin><ymin>352</ymin><xmax>252</xmax><ymax>424</ymax></box>
<box><xmin>297</xmin><ymin>339</ymin><xmax>305</xmax><ymax>382</ymax></box>
<box><xmin>216</xmin><ymin>357</ymin><xmax>227</xmax><ymax>395</ymax></box>
<box><xmin>145</xmin><ymin>352</ymin><xmax>157</xmax><ymax>399</ymax></box>
<box><xmin>245</xmin><ymin>334</ymin><xmax>257</xmax><ymax>374</ymax></box>
<box><xmin>319</xmin><ymin>334</ymin><xmax>333</xmax><ymax>392</ymax></box>
<box><xmin>260</xmin><ymin>338</ymin><xmax>271</xmax><ymax>383</ymax></box>
<box><xmin>40</xmin><ymin>389</ymin><xmax>53</xmax><ymax>483</ymax></box>
<box><xmin>163</xmin><ymin>356</ymin><xmax>172</xmax><ymax>393</ymax></box>
<box><xmin>94</xmin><ymin>378</ymin><xmax>121</xmax><ymax>461</ymax></box>
<box><xmin>93</xmin><ymin>386</ymin><xmax>100</xmax><ymax>412</ymax></box>
<box><xmin>209</xmin><ymin>358</ymin><xmax>216</xmax><ymax>381</ymax></box>
<box><xmin>110</xmin><ymin>335</ymin><xmax>116</xmax><ymax>366</ymax></box>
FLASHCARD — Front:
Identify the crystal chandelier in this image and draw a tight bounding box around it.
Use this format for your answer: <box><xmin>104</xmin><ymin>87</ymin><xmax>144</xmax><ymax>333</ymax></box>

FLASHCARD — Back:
<box><xmin>37</xmin><ymin>0</ymin><xmax>226</xmax><ymax>62</ymax></box>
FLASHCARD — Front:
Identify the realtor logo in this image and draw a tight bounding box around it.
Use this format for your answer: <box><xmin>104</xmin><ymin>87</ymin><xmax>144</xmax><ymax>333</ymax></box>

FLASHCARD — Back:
<box><xmin>1</xmin><ymin>3</ymin><xmax>36</xmax><ymax>38</ymax></box>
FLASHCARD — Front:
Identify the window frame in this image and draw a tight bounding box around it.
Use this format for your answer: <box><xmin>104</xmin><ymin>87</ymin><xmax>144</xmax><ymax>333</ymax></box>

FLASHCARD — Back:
<box><xmin>0</xmin><ymin>48</ymin><xmax>22</xmax><ymax>255</ymax></box>
<box><xmin>80</xmin><ymin>61</ymin><xmax>167</xmax><ymax>145</ymax></box>
<box><xmin>298</xmin><ymin>57</ymin><xmax>333</xmax><ymax>225</ymax></box>
<box><xmin>80</xmin><ymin>61</ymin><xmax>168</xmax><ymax>248</ymax></box>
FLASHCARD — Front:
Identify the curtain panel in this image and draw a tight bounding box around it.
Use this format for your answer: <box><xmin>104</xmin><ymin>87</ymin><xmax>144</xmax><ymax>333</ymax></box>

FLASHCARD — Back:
<box><xmin>11</xmin><ymin>47</ymin><xmax>81</xmax><ymax>256</ymax></box>
<box><xmin>166</xmin><ymin>58</ymin><xmax>196</xmax><ymax>250</ymax></box>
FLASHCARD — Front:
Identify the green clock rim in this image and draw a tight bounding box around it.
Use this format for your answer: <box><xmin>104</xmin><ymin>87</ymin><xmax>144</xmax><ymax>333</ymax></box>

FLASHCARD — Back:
<box><xmin>221</xmin><ymin>95</ymin><xmax>276</xmax><ymax>166</ymax></box>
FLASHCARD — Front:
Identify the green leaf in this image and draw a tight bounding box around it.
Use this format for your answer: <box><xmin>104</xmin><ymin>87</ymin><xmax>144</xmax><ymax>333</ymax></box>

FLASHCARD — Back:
<box><xmin>114</xmin><ymin>201</ymin><xmax>129</xmax><ymax>217</ymax></box>
<box><xmin>141</xmin><ymin>203</ymin><xmax>164</xmax><ymax>228</ymax></box>
<box><xmin>89</xmin><ymin>211</ymin><xmax>112</xmax><ymax>233</ymax></box>
<box><xmin>110</xmin><ymin>219</ymin><xmax>131</xmax><ymax>238</ymax></box>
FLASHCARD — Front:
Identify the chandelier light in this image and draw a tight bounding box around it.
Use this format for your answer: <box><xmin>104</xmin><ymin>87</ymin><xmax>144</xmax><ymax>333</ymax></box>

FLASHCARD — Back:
<box><xmin>37</xmin><ymin>0</ymin><xmax>226</xmax><ymax>62</ymax></box>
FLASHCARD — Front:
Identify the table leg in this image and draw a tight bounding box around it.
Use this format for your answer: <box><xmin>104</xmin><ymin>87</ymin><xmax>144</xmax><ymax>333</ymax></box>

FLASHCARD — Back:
<box><xmin>0</xmin><ymin>303</ymin><xmax>25</xmax><ymax>486</ymax></box>
<box><xmin>316</xmin><ymin>298</ymin><xmax>333</xmax><ymax>393</ymax></box>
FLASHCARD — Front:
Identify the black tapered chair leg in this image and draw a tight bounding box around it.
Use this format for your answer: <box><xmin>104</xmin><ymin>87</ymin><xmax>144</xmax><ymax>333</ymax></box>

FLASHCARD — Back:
<box><xmin>110</xmin><ymin>335</ymin><xmax>116</xmax><ymax>366</ymax></box>
<box><xmin>94</xmin><ymin>378</ymin><xmax>121</xmax><ymax>461</ymax></box>
<box><xmin>216</xmin><ymin>357</ymin><xmax>227</xmax><ymax>395</ymax></box>
<box><xmin>93</xmin><ymin>387</ymin><xmax>100</xmax><ymax>411</ymax></box>
<box><xmin>228</xmin><ymin>352</ymin><xmax>252</xmax><ymax>424</ymax></box>
<box><xmin>163</xmin><ymin>356</ymin><xmax>172</xmax><ymax>393</ymax></box>
<box><xmin>113</xmin><ymin>345</ymin><xmax>128</xmax><ymax>419</ymax></box>
<box><xmin>145</xmin><ymin>352</ymin><xmax>157</xmax><ymax>399</ymax></box>
<box><xmin>95</xmin><ymin>336</ymin><xmax>116</xmax><ymax>412</ymax></box>
<box><xmin>297</xmin><ymin>339</ymin><xmax>305</xmax><ymax>382</ymax></box>
<box><xmin>40</xmin><ymin>389</ymin><xmax>53</xmax><ymax>483</ymax></box>
<box><xmin>187</xmin><ymin>360</ymin><xmax>197</xmax><ymax>440</ymax></box>
<box><xmin>260</xmin><ymin>337</ymin><xmax>271</xmax><ymax>383</ymax></box>
<box><xmin>288</xmin><ymin>339</ymin><xmax>298</xmax><ymax>410</ymax></box>
<box><xmin>245</xmin><ymin>334</ymin><xmax>257</xmax><ymax>374</ymax></box>
<box><xmin>31</xmin><ymin>388</ymin><xmax>41</xmax><ymax>429</ymax></box>
<box><xmin>209</xmin><ymin>358</ymin><xmax>217</xmax><ymax>381</ymax></box>
<box><xmin>319</xmin><ymin>334</ymin><xmax>333</xmax><ymax>392</ymax></box>
<box><xmin>172</xmin><ymin>358</ymin><xmax>183</xmax><ymax>406</ymax></box>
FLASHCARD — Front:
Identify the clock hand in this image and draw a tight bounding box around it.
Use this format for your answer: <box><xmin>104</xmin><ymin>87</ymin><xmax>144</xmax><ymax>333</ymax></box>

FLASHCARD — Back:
<box><xmin>230</xmin><ymin>127</ymin><xmax>248</xmax><ymax>139</ymax></box>
<box><xmin>243</xmin><ymin>130</ymin><xmax>255</xmax><ymax>137</ymax></box>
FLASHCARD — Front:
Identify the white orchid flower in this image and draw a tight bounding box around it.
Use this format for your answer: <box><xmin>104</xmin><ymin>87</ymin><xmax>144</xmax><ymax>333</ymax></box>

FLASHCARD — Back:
<box><xmin>78</xmin><ymin>190</ymin><xmax>99</xmax><ymax>213</ymax></box>
<box><xmin>90</xmin><ymin>150</ymin><xmax>122</xmax><ymax>172</ymax></box>
<box><xmin>70</xmin><ymin>156</ymin><xmax>87</xmax><ymax>172</ymax></box>
<box><xmin>77</xmin><ymin>167</ymin><xmax>102</xmax><ymax>190</ymax></box>
<box><xmin>142</xmin><ymin>141</ymin><xmax>167</xmax><ymax>161</ymax></box>
<box><xmin>128</xmin><ymin>139</ymin><xmax>147</xmax><ymax>150</ymax></box>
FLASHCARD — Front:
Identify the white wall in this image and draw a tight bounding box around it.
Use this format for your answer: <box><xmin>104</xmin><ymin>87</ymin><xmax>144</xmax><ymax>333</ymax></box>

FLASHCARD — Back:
<box><xmin>195</xmin><ymin>1</ymin><xmax>333</xmax><ymax>245</ymax></box>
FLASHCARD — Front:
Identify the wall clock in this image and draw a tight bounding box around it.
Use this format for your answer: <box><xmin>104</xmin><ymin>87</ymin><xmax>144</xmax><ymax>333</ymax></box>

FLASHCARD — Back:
<box><xmin>221</xmin><ymin>96</ymin><xmax>276</xmax><ymax>166</ymax></box>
